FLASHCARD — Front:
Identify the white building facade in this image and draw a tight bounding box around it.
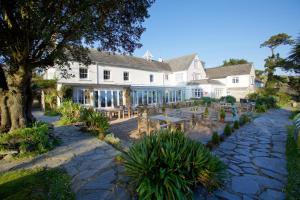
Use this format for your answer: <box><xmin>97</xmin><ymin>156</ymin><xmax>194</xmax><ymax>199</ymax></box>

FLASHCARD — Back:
<box><xmin>45</xmin><ymin>49</ymin><xmax>255</xmax><ymax>109</ymax></box>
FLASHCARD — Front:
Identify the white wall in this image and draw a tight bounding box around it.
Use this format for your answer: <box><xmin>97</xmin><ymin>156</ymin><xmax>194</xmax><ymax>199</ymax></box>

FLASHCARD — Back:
<box><xmin>49</xmin><ymin>62</ymin><xmax>167</xmax><ymax>87</ymax></box>
<box><xmin>187</xmin><ymin>55</ymin><xmax>207</xmax><ymax>81</ymax></box>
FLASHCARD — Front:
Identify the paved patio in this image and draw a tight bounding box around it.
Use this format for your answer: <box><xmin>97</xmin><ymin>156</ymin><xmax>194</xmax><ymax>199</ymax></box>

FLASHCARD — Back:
<box><xmin>195</xmin><ymin>109</ymin><xmax>292</xmax><ymax>199</ymax></box>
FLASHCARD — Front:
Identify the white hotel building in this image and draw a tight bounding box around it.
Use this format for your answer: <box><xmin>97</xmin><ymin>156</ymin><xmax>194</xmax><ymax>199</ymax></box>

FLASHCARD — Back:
<box><xmin>44</xmin><ymin>49</ymin><xmax>256</xmax><ymax>109</ymax></box>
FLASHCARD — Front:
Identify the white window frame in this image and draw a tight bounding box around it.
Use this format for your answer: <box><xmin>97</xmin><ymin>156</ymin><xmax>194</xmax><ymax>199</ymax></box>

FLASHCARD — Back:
<box><xmin>123</xmin><ymin>71</ymin><xmax>129</xmax><ymax>81</ymax></box>
<box><xmin>232</xmin><ymin>77</ymin><xmax>239</xmax><ymax>84</ymax></box>
<box><xmin>79</xmin><ymin>67</ymin><xmax>88</xmax><ymax>79</ymax></box>
<box><xmin>192</xmin><ymin>88</ymin><xmax>203</xmax><ymax>98</ymax></box>
<box><xmin>165</xmin><ymin>74</ymin><xmax>169</xmax><ymax>80</ymax></box>
<box><xmin>250</xmin><ymin>76</ymin><xmax>254</xmax><ymax>85</ymax></box>
<box><xmin>103</xmin><ymin>70</ymin><xmax>110</xmax><ymax>80</ymax></box>
<box><xmin>150</xmin><ymin>74</ymin><xmax>154</xmax><ymax>83</ymax></box>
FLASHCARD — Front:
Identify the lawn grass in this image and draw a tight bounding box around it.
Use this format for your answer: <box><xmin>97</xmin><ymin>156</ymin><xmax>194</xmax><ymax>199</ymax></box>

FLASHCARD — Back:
<box><xmin>286</xmin><ymin>125</ymin><xmax>300</xmax><ymax>200</ymax></box>
<box><xmin>0</xmin><ymin>168</ymin><xmax>75</xmax><ymax>200</ymax></box>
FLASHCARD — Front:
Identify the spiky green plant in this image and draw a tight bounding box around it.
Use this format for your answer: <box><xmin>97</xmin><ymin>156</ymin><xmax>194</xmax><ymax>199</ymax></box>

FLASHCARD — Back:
<box><xmin>57</xmin><ymin>100</ymin><xmax>81</xmax><ymax>124</ymax></box>
<box><xmin>211</xmin><ymin>132</ymin><xmax>220</xmax><ymax>145</ymax></box>
<box><xmin>122</xmin><ymin>130</ymin><xmax>227</xmax><ymax>199</ymax></box>
<box><xmin>224</xmin><ymin>123</ymin><xmax>232</xmax><ymax>136</ymax></box>
<box><xmin>233</xmin><ymin>121</ymin><xmax>239</xmax><ymax>129</ymax></box>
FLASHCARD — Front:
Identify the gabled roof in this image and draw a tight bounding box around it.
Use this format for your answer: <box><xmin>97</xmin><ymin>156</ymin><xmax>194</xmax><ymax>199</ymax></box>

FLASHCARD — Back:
<box><xmin>205</xmin><ymin>63</ymin><xmax>252</xmax><ymax>79</ymax></box>
<box><xmin>88</xmin><ymin>49</ymin><xmax>172</xmax><ymax>72</ymax></box>
<box><xmin>165</xmin><ymin>53</ymin><xmax>197</xmax><ymax>72</ymax></box>
<box><xmin>187</xmin><ymin>79</ymin><xmax>225</xmax><ymax>85</ymax></box>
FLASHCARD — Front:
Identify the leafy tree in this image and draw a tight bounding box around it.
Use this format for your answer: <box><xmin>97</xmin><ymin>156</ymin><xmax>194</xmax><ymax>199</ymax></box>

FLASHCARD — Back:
<box><xmin>0</xmin><ymin>0</ymin><xmax>154</xmax><ymax>131</ymax></box>
<box><xmin>222</xmin><ymin>58</ymin><xmax>249</xmax><ymax>66</ymax></box>
<box><xmin>260</xmin><ymin>33</ymin><xmax>294</xmax><ymax>87</ymax></box>
<box><xmin>260</xmin><ymin>33</ymin><xmax>294</xmax><ymax>56</ymax></box>
<box><xmin>282</xmin><ymin>34</ymin><xmax>300</xmax><ymax>74</ymax></box>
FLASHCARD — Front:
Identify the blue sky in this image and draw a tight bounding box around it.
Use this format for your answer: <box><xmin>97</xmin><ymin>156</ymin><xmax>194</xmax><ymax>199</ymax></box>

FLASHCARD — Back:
<box><xmin>133</xmin><ymin>0</ymin><xmax>300</xmax><ymax>73</ymax></box>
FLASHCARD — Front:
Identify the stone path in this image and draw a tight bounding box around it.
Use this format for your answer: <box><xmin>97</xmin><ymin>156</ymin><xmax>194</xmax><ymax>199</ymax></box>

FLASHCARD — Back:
<box><xmin>202</xmin><ymin>109</ymin><xmax>292</xmax><ymax>200</ymax></box>
<box><xmin>0</xmin><ymin>111</ymin><xmax>130</xmax><ymax>200</ymax></box>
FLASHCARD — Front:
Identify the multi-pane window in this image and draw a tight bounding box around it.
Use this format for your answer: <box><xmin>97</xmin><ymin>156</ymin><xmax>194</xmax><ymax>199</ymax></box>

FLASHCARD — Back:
<box><xmin>150</xmin><ymin>74</ymin><xmax>154</xmax><ymax>82</ymax></box>
<box><xmin>79</xmin><ymin>68</ymin><xmax>88</xmax><ymax>79</ymax></box>
<box><xmin>104</xmin><ymin>70</ymin><xmax>110</xmax><ymax>80</ymax></box>
<box><xmin>165</xmin><ymin>74</ymin><xmax>169</xmax><ymax>80</ymax></box>
<box><xmin>123</xmin><ymin>72</ymin><xmax>129</xmax><ymax>81</ymax></box>
<box><xmin>250</xmin><ymin>76</ymin><xmax>254</xmax><ymax>85</ymax></box>
<box><xmin>192</xmin><ymin>89</ymin><xmax>203</xmax><ymax>98</ymax></box>
<box><xmin>78</xmin><ymin>89</ymin><xmax>90</xmax><ymax>105</ymax></box>
<box><xmin>232</xmin><ymin>77</ymin><xmax>239</xmax><ymax>83</ymax></box>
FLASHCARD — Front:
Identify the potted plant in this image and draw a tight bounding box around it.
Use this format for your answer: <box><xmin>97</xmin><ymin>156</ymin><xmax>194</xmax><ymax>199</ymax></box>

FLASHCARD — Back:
<box><xmin>220</xmin><ymin>109</ymin><xmax>226</xmax><ymax>123</ymax></box>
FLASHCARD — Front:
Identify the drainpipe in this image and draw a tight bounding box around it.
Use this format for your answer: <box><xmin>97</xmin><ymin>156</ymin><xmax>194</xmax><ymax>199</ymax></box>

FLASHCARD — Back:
<box><xmin>96</xmin><ymin>64</ymin><xmax>99</xmax><ymax>84</ymax></box>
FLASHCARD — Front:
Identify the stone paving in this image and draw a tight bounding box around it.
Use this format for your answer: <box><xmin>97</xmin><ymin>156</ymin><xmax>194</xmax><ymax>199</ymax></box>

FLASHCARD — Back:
<box><xmin>0</xmin><ymin>111</ymin><xmax>130</xmax><ymax>200</ymax></box>
<box><xmin>197</xmin><ymin>109</ymin><xmax>292</xmax><ymax>200</ymax></box>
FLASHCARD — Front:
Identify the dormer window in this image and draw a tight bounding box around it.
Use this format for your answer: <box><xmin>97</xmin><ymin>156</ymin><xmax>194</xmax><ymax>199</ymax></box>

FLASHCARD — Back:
<box><xmin>79</xmin><ymin>68</ymin><xmax>88</xmax><ymax>79</ymax></box>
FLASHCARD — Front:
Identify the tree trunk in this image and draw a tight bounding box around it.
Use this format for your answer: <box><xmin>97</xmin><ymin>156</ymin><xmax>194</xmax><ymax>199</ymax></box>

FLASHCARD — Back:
<box><xmin>0</xmin><ymin>66</ymin><xmax>34</xmax><ymax>131</ymax></box>
<box><xmin>0</xmin><ymin>91</ymin><xmax>10</xmax><ymax>132</ymax></box>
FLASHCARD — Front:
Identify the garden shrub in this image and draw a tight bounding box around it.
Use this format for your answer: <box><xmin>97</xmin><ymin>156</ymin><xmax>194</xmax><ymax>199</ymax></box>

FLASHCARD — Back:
<box><xmin>211</xmin><ymin>131</ymin><xmax>220</xmax><ymax>145</ymax></box>
<box><xmin>220</xmin><ymin>95</ymin><xmax>236</xmax><ymax>104</ymax></box>
<box><xmin>239</xmin><ymin>114</ymin><xmax>250</xmax><ymax>125</ymax></box>
<box><xmin>57</xmin><ymin>100</ymin><xmax>81</xmax><ymax>124</ymax></box>
<box><xmin>122</xmin><ymin>131</ymin><xmax>227</xmax><ymax>199</ymax></box>
<box><xmin>233</xmin><ymin>121</ymin><xmax>239</xmax><ymax>129</ymax></box>
<box><xmin>204</xmin><ymin>106</ymin><xmax>209</xmax><ymax>118</ymax></box>
<box><xmin>255</xmin><ymin>104</ymin><xmax>267</xmax><ymax>113</ymax></box>
<box><xmin>0</xmin><ymin>122</ymin><xmax>55</xmax><ymax>157</ymax></box>
<box><xmin>220</xmin><ymin>109</ymin><xmax>226</xmax><ymax>122</ymax></box>
<box><xmin>80</xmin><ymin>108</ymin><xmax>110</xmax><ymax>139</ymax></box>
<box><xmin>224</xmin><ymin>123</ymin><xmax>232</xmax><ymax>136</ymax></box>
<box><xmin>255</xmin><ymin>96</ymin><xmax>277</xmax><ymax>109</ymax></box>
<box><xmin>104</xmin><ymin>133</ymin><xmax>120</xmax><ymax>145</ymax></box>
<box><xmin>276</xmin><ymin>92</ymin><xmax>291</xmax><ymax>106</ymax></box>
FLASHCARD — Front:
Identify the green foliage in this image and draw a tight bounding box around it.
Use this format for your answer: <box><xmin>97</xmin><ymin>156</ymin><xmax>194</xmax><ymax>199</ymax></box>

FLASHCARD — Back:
<box><xmin>0</xmin><ymin>122</ymin><xmax>55</xmax><ymax>158</ymax></box>
<box><xmin>220</xmin><ymin>109</ymin><xmax>226</xmax><ymax>121</ymax></box>
<box><xmin>233</xmin><ymin>121</ymin><xmax>239</xmax><ymax>129</ymax></box>
<box><xmin>204</xmin><ymin>107</ymin><xmax>209</xmax><ymax>117</ymax></box>
<box><xmin>44</xmin><ymin>109</ymin><xmax>60</xmax><ymax>116</ymax></box>
<box><xmin>32</xmin><ymin>79</ymin><xmax>57</xmax><ymax>90</ymax></box>
<box><xmin>80</xmin><ymin>108</ymin><xmax>110</xmax><ymax>138</ymax></box>
<box><xmin>57</xmin><ymin>100</ymin><xmax>81</xmax><ymax>125</ymax></box>
<box><xmin>104</xmin><ymin>133</ymin><xmax>120</xmax><ymax>145</ymax></box>
<box><xmin>239</xmin><ymin>114</ymin><xmax>251</xmax><ymax>125</ymax></box>
<box><xmin>290</xmin><ymin>111</ymin><xmax>300</xmax><ymax>120</ymax></box>
<box><xmin>255</xmin><ymin>96</ymin><xmax>277</xmax><ymax>110</ymax></box>
<box><xmin>192</xmin><ymin>97</ymin><xmax>217</xmax><ymax>106</ymax></box>
<box><xmin>285</xmin><ymin>34</ymin><xmax>300</xmax><ymax>74</ymax></box>
<box><xmin>0</xmin><ymin>168</ymin><xmax>74</xmax><ymax>200</ymax></box>
<box><xmin>255</xmin><ymin>104</ymin><xmax>267</xmax><ymax>113</ymax></box>
<box><xmin>286</xmin><ymin>126</ymin><xmax>300</xmax><ymax>199</ymax></box>
<box><xmin>211</xmin><ymin>132</ymin><xmax>220</xmax><ymax>145</ymax></box>
<box><xmin>276</xmin><ymin>92</ymin><xmax>291</xmax><ymax>106</ymax></box>
<box><xmin>220</xmin><ymin>95</ymin><xmax>236</xmax><ymax>104</ymax></box>
<box><xmin>122</xmin><ymin>130</ymin><xmax>227</xmax><ymax>199</ymax></box>
<box><xmin>261</xmin><ymin>33</ymin><xmax>294</xmax><ymax>55</ymax></box>
<box><xmin>60</xmin><ymin>85</ymin><xmax>73</xmax><ymax>100</ymax></box>
<box><xmin>222</xmin><ymin>58</ymin><xmax>248</xmax><ymax>66</ymax></box>
<box><xmin>224</xmin><ymin>123</ymin><xmax>232</xmax><ymax>136</ymax></box>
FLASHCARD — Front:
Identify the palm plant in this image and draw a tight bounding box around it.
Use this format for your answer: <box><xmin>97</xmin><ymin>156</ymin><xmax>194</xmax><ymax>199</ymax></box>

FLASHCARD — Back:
<box><xmin>122</xmin><ymin>130</ymin><xmax>227</xmax><ymax>199</ymax></box>
<box><xmin>286</xmin><ymin>35</ymin><xmax>300</xmax><ymax>73</ymax></box>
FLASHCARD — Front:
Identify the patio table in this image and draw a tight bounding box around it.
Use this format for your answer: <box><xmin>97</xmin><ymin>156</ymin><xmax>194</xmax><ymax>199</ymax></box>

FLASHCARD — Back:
<box><xmin>149</xmin><ymin>115</ymin><xmax>186</xmax><ymax>131</ymax></box>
